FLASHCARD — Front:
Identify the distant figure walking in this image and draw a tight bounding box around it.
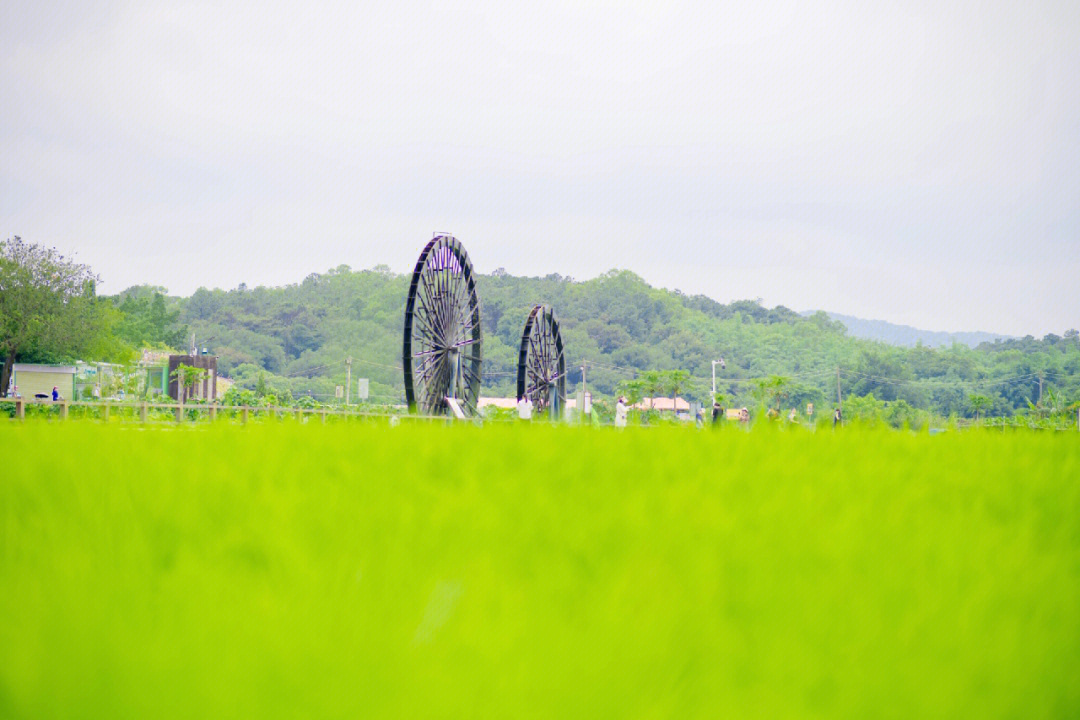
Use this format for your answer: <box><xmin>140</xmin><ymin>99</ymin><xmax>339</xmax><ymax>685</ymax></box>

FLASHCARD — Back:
<box><xmin>788</xmin><ymin>407</ymin><xmax>797</xmax><ymax>422</ymax></box>
<box><xmin>833</xmin><ymin>407</ymin><xmax>842</xmax><ymax>427</ymax></box>
<box><xmin>712</xmin><ymin>402</ymin><xmax>722</xmax><ymax>425</ymax></box>
<box><xmin>51</xmin><ymin>386</ymin><xmax>59</xmax><ymax>402</ymax></box>
<box><xmin>614</xmin><ymin>396</ymin><xmax>628</xmax><ymax>428</ymax></box>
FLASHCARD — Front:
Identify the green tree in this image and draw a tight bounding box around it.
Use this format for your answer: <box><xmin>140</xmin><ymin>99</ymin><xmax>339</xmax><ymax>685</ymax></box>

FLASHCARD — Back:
<box><xmin>968</xmin><ymin>394</ymin><xmax>991</xmax><ymax>424</ymax></box>
<box><xmin>750</xmin><ymin>375</ymin><xmax>790</xmax><ymax>413</ymax></box>
<box><xmin>114</xmin><ymin>287</ymin><xmax>187</xmax><ymax>349</ymax></box>
<box><xmin>255</xmin><ymin>371</ymin><xmax>269</xmax><ymax>398</ymax></box>
<box><xmin>171</xmin><ymin>365</ymin><xmax>208</xmax><ymax>403</ymax></box>
<box><xmin>662</xmin><ymin>370</ymin><xmax>693</xmax><ymax>411</ymax></box>
<box><xmin>640</xmin><ymin>370</ymin><xmax>664</xmax><ymax>409</ymax></box>
<box><xmin>767</xmin><ymin>375</ymin><xmax>791</xmax><ymax>412</ymax></box>
<box><xmin>0</xmin><ymin>236</ymin><xmax>121</xmax><ymax>397</ymax></box>
<box><xmin>616</xmin><ymin>378</ymin><xmax>646</xmax><ymax>406</ymax></box>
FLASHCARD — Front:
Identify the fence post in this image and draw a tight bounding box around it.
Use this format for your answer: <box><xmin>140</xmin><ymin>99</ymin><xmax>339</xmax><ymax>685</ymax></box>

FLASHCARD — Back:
<box><xmin>140</xmin><ymin>402</ymin><xmax>148</xmax><ymax>424</ymax></box>
<box><xmin>209</xmin><ymin>405</ymin><xmax>217</xmax><ymax>422</ymax></box>
<box><xmin>295</xmin><ymin>409</ymin><xmax>302</xmax><ymax>422</ymax></box>
<box><xmin>15</xmin><ymin>399</ymin><xmax>24</xmax><ymax>421</ymax></box>
<box><xmin>102</xmin><ymin>401</ymin><xmax>110</xmax><ymax>423</ymax></box>
<box><xmin>321</xmin><ymin>409</ymin><xmax>327</xmax><ymax>424</ymax></box>
<box><xmin>175</xmin><ymin>404</ymin><xmax>183</xmax><ymax>423</ymax></box>
<box><xmin>60</xmin><ymin>401</ymin><xmax>69</xmax><ymax>421</ymax></box>
<box><xmin>241</xmin><ymin>407</ymin><xmax>249</xmax><ymax>425</ymax></box>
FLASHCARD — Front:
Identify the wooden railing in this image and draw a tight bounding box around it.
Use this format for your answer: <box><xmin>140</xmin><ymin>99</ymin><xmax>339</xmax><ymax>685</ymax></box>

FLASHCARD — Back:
<box><xmin>0</xmin><ymin>397</ymin><xmax>440</xmax><ymax>424</ymax></box>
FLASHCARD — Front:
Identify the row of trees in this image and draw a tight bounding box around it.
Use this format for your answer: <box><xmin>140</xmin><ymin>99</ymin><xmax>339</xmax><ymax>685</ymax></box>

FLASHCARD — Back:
<box><xmin>4</xmin><ymin>236</ymin><xmax>1078</xmax><ymax>420</ymax></box>
<box><xmin>616</xmin><ymin>370</ymin><xmax>694</xmax><ymax>408</ymax></box>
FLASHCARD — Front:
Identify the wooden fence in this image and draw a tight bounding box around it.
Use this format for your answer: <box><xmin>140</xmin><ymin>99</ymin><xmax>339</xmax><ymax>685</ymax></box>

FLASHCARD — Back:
<box><xmin>0</xmin><ymin>397</ymin><xmax>440</xmax><ymax>425</ymax></box>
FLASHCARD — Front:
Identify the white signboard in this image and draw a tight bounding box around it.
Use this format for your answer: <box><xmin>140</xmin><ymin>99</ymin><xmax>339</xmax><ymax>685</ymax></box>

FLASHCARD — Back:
<box><xmin>357</xmin><ymin>378</ymin><xmax>369</xmax><ymax>400</ymax></box>
<box><xmin>335</xmin><ymin>385</ymin><xmax>344</xmax><ymax>399</ymax></box>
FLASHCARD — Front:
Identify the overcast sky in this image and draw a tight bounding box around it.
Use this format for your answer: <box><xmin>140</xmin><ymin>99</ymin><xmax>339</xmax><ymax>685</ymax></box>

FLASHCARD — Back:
<box><xmin>3</xmin><ymin>1</ymin><xmax>1078</xmax><ymax>336</ymax></box>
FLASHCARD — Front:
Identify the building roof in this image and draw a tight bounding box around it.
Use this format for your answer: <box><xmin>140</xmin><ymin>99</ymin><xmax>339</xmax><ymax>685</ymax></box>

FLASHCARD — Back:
<box><xmin>13</xmin><ymin>364</ymin><xmax>76</xmax><ymax>374</ymax></box>
<box><xmin>632</xmin><ymin>396</ymin><xmax>691</xmax><ymax>411</ymax></box>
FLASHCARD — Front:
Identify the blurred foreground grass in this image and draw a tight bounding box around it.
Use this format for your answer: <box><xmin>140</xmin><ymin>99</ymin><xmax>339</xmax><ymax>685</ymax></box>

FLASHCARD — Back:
<box><xmin>1</xmin><ymin>422</ymin><xmax>1078</xmax><ymax>717</ymax></box>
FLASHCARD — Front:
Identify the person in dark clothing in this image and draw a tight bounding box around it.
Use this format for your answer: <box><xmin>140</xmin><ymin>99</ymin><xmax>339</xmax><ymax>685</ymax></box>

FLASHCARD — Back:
<box><xmin>833</xmin><ymin>407</ymin><xmax>842</xmax><ymax>427</ymax></box>
<box><xmin>52</xmin><ymin>386</ymin><xmax>59</xmax><ymax>402</ymax></box>
<box><xmin>711</xmin><ymin>402</ymin><xmax>722</xmax><ymax>425</ymax></box>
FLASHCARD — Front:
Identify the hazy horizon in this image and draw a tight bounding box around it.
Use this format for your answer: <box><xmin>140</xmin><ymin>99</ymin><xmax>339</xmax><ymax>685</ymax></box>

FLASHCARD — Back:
<box><xmin>4</xmin><ymin>1</ymin><xmax>1078</xmax><ymax>337</ymax></box>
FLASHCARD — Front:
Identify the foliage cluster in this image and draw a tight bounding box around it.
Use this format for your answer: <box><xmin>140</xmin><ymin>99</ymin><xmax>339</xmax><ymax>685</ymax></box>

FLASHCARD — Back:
<box><xmin>0</xmin><ymin>237</ymin><xmax>124</xmax><ymax>396</ymax></box>
<box><xmin>4</xmin><ymin>237</ymin><xmax>1077</xmax><ymax>420</ymax></box>
<box><xmin>116</xmin><ymin>266</ymin><xmax>1077</xmax><ymax>420</ymax></box>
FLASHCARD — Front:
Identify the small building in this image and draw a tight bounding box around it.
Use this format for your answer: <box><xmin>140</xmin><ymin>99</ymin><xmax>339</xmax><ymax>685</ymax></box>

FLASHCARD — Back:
<box><xmin>168</xmin><ymin>354</ymin><xmax>219</xmax><ymax>401</ymax></box>
<box><xmin>632</xmin><ymin>397</ymin><xmax>691</xmax><ymax>413</ymax></box>
<box><xmin>10</xmin><ymin>364</ymin><xmax>76</xmax><ymax>400</ymax></box>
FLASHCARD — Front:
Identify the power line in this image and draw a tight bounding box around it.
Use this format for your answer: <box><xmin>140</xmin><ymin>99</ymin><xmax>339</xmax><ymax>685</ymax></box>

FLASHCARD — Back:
<box><xmin>352</xmin><ymin>358</ymin><xmax>403</xmax><ymax>372</ymax></box>
<box><xmin>838</xmin><ymin>369</ymin><xmax>1071</xmax><ymax>389</ymax></box>
<box><xmin>280</xmin><ymin>359</ymin><xmax>346</xmax><ymax>377</ymax></box>
<box><xmin>281</xmin><ymin>357</ymin><xmax>402</xmax><ymax>378</ymax></box>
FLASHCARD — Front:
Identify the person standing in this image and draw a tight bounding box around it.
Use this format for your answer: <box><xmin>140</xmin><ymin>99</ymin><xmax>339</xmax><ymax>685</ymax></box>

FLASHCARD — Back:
<box><xmin>614</xmin><ymin>396</ymin><xmax>628</xmax><ymax>428</ymax></box>
<box><xmin>517</xmin><ymin>396</ymin><xmax>533</xmax><ymax>421</ymax></box>
<box><xmin>833</xmin><ymin>407</ymin><xmax>842</xmax><ymax>427</ymax></box>
<box><xmin>51</xmin><ymin>386</ymin><xmax>59</xmax><ymax>402</ymax></box>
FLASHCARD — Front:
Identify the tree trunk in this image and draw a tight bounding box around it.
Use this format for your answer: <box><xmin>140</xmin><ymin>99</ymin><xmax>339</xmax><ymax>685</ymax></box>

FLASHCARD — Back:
<box><xmin>0</xmin><ymin>350</ymin><xmax>15</xmax><ymax>398</ymax></box>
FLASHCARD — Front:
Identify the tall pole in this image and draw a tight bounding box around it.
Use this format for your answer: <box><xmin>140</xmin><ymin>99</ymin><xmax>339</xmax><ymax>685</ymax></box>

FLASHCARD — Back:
<box><xmin>711</xmin><ymin>358</ymin><xmax>725</xmax><ymax>403</ymax></box>
<box><xmin>836</xmin><ymin>366</ymin><xmax>843</xmax><ymax>410</ymax></box>
<box><xmin>346</xmin><ymin>357</ymin><xmax>352</xmax><ymax>406</ymax></box>
<box><xmin>581</xmin><ymin>362</ymin><xmax>587</xmax><ymax>416</ymax></box>
<box><xmin>712</xmin><ymin>361</ymin><xmax>717</xmax><ymax>402</ymax></box>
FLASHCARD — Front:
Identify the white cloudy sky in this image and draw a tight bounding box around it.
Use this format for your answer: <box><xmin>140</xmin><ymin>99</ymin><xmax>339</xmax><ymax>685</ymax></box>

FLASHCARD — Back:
<box><xmin>3</xmin><ymin>1</ymin><xmax>1078</xmax><ymax>335</ymax></box>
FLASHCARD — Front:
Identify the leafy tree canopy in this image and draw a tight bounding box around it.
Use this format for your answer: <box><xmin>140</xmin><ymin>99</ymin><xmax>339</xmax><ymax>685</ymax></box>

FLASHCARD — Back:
<box><xmin>93</xmin><ymin>264</ymin><xmax>1080</xmax><ymax>420</ymax></box>
<box><xmin>0</xmin><ymin>237</ymin><xmax>124</xmax><ymax>397</ymax></box>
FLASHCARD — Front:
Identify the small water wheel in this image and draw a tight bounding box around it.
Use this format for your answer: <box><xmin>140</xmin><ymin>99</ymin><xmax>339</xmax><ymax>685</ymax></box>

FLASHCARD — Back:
<box><xmin>516</xmin><ymin>304</ymin><xmax>566</xmax><ymax>419</ymax></box>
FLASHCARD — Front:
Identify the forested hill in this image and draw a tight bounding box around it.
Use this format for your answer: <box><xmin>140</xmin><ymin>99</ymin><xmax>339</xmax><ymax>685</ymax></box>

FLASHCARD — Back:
<box><xmin>115</xmin><ymin>267</ymin><xmax>1079</xmax><ymax>417</ymax></box>
<box><xmin>803</xmin><ymin>311</ymin><xmax>1013</xmax><ymax>348</ymax></box>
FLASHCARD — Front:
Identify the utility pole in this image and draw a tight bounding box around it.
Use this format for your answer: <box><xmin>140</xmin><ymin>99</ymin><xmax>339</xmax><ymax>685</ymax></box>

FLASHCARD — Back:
<box><xmin>1037</xmin><ymin>372</ymin><xmax>1043</xmax><ymax>409</ymax></box>
<box><xmin>836</xmin><ymin>366</ymin><xmax>843</xmax><ymax>410</ymax></box>
<box><xmin>581</xmin><ymin>362</ymin><xmax>587</xmax><ymax>415</ymax></box>
<box><xmin>346</xmin><ymin>357</ymin><xmax>352</xmax><ymax>406</ymax></box>
<box><xmin>711</xmin><ymin>357</ymin><xmax>725</xmax><ymax>403</ymax></box>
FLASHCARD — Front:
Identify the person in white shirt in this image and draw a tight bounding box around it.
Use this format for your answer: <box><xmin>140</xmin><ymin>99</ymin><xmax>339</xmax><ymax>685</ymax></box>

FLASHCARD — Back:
<box><xmin>517</xmin><ymin>396</ymin><xmax>533</xmax><ymax>420</ymax></box>
<box><xmin>614</xmin><ymin>396</ymin><xmax>628</xmax><ymax>428</ymax></box>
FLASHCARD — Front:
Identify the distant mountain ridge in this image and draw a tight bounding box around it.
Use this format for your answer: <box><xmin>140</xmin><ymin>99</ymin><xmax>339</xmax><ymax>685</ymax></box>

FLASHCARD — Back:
<box><xmin>802</xmin><ymin>311</ymin><xmax>1014</xmax><ymax>348</ymax></box>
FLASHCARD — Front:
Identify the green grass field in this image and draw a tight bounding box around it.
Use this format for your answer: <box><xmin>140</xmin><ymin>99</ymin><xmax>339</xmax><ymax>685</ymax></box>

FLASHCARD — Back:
<box><xmin>1</xmin><ymin>422</ymin><xmax>1078</xmax><ymax>717</ymax></box>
